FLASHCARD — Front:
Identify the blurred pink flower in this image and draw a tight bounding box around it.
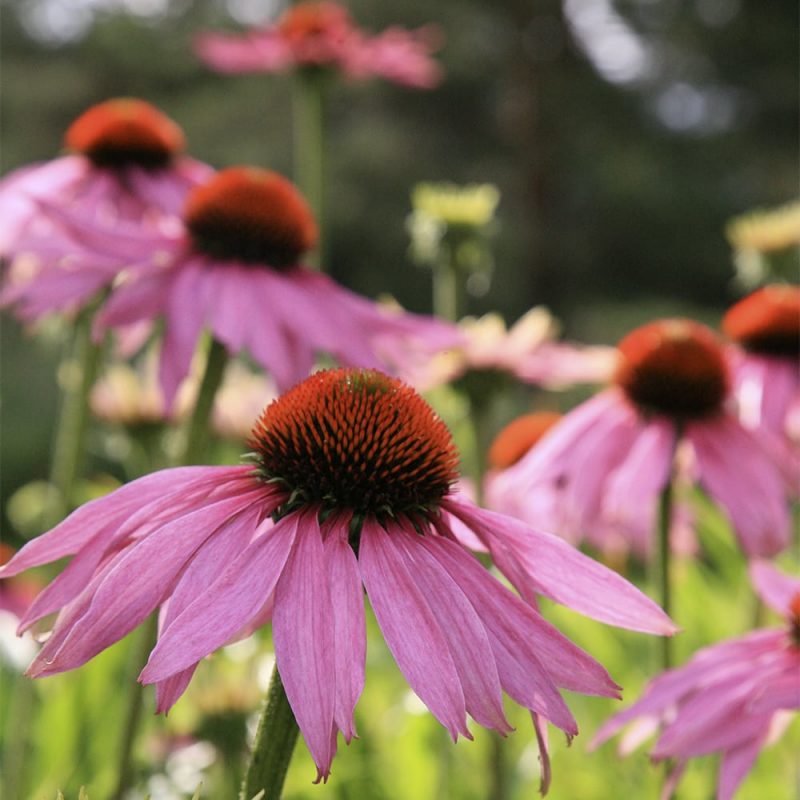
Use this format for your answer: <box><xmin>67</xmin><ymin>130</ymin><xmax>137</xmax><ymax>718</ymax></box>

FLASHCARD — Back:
<box><xmin>0</xmin><ymin>98</ymin><xmax>211</xmax><ymax>260</ymax></box>
<box><xmin>5</xmin><ymin>166</ymin><xmax>460</xmax><ymax>407</ymax></box>
<box><xmin>2</xmin><ymin>369</ymin><xmax>674</xmax><ymax>786</ymax></box>
<box><xmin>396</xmin><ymin>307</ymin><xmax>617</xmax><ymax>392</ymax></box>
<box><xmin>723</xmin><ymin>285</ymin><xmax>800</xmax><ymax>491</ymax></box>
<box><xmin>592</xmin><ymin>560</ymin><xmax>800</xmax><ymax>800</ymax></box>
<box><xmin>487</xmin><ymin>319</ymin><xmax>790</xmax><ymax>560</ymax></box>
<box><xmin>195</xmin><ymin>2</ymin><xmax>442</xmax><ymax>88</ymax></box>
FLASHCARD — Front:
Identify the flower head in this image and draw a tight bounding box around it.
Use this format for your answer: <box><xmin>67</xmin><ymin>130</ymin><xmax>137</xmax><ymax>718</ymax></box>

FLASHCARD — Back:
<box><xmin>2</xmin><ymin>368</ymin><xmax>674</xmax><ymax>786</ymax></box>
<box><xmin>592</xmin><ymin>561</ymin><xmax>800</xmax><ymax>800</ymax></box>
<box><xmin>195</xmin><ymin>2</ymin><xmax>442</xmax><ymax>88</ymax></box>
<box><xmin>397</xmin><ymin>308</ymin><xmax>617</xmax><ymax>393</ymax></box>
<box><xmin>722</xmin><ymin>286</ymin><xmax>800</xmax><ymax>491</ymax></box>
<box><xmin>5</xmin><ymin>165</ymin><xmax>460</xmax><ymax>405</ymax></box>
<box><xmin>727</xmin><ymin>201</ymin><xmax>800</xmax><ymax>255</ymax></box>
<box><xmin>0</xmin><ymin>98</ymin><xmax>210</xmax><ymax>259</ymax></box>
<box><xmin>487</xmin><ymin>319</ymin><xmax>791</xmax><ymax>559</ymax></box>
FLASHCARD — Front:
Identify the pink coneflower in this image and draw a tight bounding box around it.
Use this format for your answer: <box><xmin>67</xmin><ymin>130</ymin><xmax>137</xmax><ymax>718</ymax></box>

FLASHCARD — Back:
<box><xmin>723</xmin><ymin>285</ymin><xmax>800</xmax><ymax>489</ymax></box>
<box><xmin>195</xmin><ymin>1</ymin><xmax>442</xmax><ymax>88</ymax></box>
<box><xmin>0</xmin><ymin>98</ymin><xmax>211</xmax><ymax>258</ymax></box>
<box><xmin>396</xmin><ymin>308</ymin><xmax>617</xmax><ymax>393</ymax></box>
<box><xmin>6</xmin><ymin>166</ymin><xmax>460</xmax><ymax>406</ymax></box>
<box><xmin>592</xmin><ymin>560</ymin><xmax>800</xmax><ymax>800</ymax></box>
<box><xmin>487</xmin><ymin>319</ymin><xmax>790</xmax><ymax>559</ymax></box>
<box><xmin>2</xmin><ymin>368</ymin><xmax>674</xmax><ymax>785</ymax></box>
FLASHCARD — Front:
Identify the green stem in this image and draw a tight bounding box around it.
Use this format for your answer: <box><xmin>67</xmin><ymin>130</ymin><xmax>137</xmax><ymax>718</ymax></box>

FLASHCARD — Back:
<box><xmin>658</xmin><ymin>477</ymin><xmax>674</xmax><ymax>670</ymax></box>
<box><xmin>293</xmin><ymin>70</ymin><xmax>326</xmax><ymax>271</ymax></box>
<box><xmin>45</xmin><ymin>306</ymin><xmax>104</xmax><ymax>526</ymax></box>
<box><xmin>111</xmin><ymin>337</ymin><xmax>229</xmax><ymax>797</ymax></box>
<box><xmin>432</xmin><ymin>256</ymin><xmax>465</xmax><ymax>323</ymax></box>
<box><xmin>242</xmin><ymin>665</ymin><xmax>300</xmax><ymax>800</ymax></box>
<box><xmin>178</xmin><ymin>337</ymin><xmax>229</xmax><ymax>466</ymax></box>
<box><xmin>111</xmin><ymin>615</ymin><xmax>159</xmax><ymax>800</ymax></box>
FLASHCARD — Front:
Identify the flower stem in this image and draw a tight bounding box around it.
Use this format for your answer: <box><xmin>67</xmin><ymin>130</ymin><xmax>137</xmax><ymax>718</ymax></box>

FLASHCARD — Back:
<box><xmin>657</xmin><ymin>477</ymin><xmax>674</xmax><ymax>670</ymax></box>
<box><xmin>293</xmin><ymin>69</ymin><xmax>326</xmax><ymax>271</ymax></box>
<box><xmin>45</xmin><ymin>306</ymin><xmax>104</xmax><ymax>526</ymax></box>
<box><xmin>178</xmin><ymin>336</ymin><xmax>229</xmax><ymax>466</ymax></box>
<box><xmin>111</xmin><ymin>337</ymin><xmax>229</xmax><ymax>798</ymax></box>
<box><xmin>111</xmin><ymin>614</ymin><xmax>159</xmax><ymax>800</ymax></box>
<box><xmin>432</xmin><ymin>254</ymin><xmax>466</xmax><ymax>323</ymax></box>
<box><xmin>242</xmin><ymin>664</ymin><xmax>300</xmax><ymax>800</ymax></box>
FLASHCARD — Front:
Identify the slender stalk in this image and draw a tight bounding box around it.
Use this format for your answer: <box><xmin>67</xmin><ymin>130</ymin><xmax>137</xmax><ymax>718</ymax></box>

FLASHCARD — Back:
<box><xmin>45</xmin><ymin>306</ymin><xmax>104</xmax><ymax>526</ymax></box>
<box><xmin>111</xmin><ymin>336</ymin><xmax>229</xmax><ymax>798</ymax></box>
<box><xmin>657</xmin><ymin>478</ymin><xmax>674</xmax><ymax>670</ymax></box>
<box><xmin>293</xmin><ymin>70</ymin><xmax>326</xmax><ymax>271</ymax></box>
<box><xmin>178</xmin><ymin>337</ymin><xmax>229</xmax><ymax>466</ymax></box>
<box><xmin>242</xmin><ymin>665</ymin><xmax>300</xmax><ymax>800</ymax></box>
<box><xmin>110</xmin><ymin>615</ymin><xmax>159</xmax><ymax>800</ymax></box>
<box><xmin>432</xmin><ymin>254</ymin><xmax>466</xmax><ymax>324</ymax></box>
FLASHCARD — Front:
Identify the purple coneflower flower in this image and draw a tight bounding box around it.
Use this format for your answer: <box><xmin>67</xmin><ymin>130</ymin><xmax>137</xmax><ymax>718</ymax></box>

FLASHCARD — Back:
<box><xmin>486</xmin><ymin>319</ymin><xmax>790</xmax><ymax>559</ymax></box>
<box><xmin>195</xmin><ymin>1</ymin><xmax>442</xmax><ymax>88</ymax></box>
<box><xmin>592</xmin><ymin>560</ymin><xmax>800</xmax><ymax>800</ymax></box>
<box><xmin>2</xmin><ymin>368</ymin><xmax>674</xmax><ymax>784</ymax></box>
<box><xmin>723</xmin><ymin>285</ymin><xmax>800</xmax><ymax>489</ymax></box>
<box><xmin>0</xmin><ymin>97</ymin><xmax>211</xmax><ymax>258</ymax></box>
<box><xmin>4</xmin><ymin>166</ymin><xmax>460</xmax><ymax>406</ymax></box>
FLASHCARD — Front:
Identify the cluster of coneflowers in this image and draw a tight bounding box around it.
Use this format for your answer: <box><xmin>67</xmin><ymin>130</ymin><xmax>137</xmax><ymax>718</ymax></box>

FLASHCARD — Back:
<box><xmin>1</xmin><ymin>4</ymin><xmax>798</xmax><ymax>799</ymax></box>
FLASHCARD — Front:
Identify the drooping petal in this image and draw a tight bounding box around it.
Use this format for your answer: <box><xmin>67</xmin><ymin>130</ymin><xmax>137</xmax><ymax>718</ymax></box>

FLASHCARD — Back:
<box><xmin>388</xmin><ymin>521</ymin><xmax>511</xmax><ymax>734</ymax></box>
<box><xmin>322</xmin><ymin>516</ymin><xmax>366</xmax><ymax>743</ymax></box>
<box><xmin>29</xmin><ymin>487</ymin><xmax>265</xmax><ymax>676</ymax></box>
<box><xmin>717</xmin><ymin>734</ymin><xmax>767</xmax><ymax>800</ymax></box>
<box><xmin>532</xmin><ymin>713</ymin><xmax>552</xmax><ymax>796</ymax></box>
<box><xmin>358</xmin><ymin>518</ymin><xmax>469</xmax><ymax>740</ymax></box>
<box><xmin>273</xmin><ymin>511</ymin><xmax>337</xmax><ymax>782</ymax></box>
<box><xmin>443</xmin><ymin>498</ymin><xmax>677</xmax><ymax>636</ymax></box>
<box><xmin>141</xmin><ymin>513</ymin><xmax>298</xmax><ymax>683</ymax></box>
<box><xmin>748</xmin><ymin>560</ymin><xmax>800</xmax><ymax>616</ymax></box>
<box><xmin>687</xmin><ymin>415</ymin><xmax>789</xmax><ymax>558</ymax></box>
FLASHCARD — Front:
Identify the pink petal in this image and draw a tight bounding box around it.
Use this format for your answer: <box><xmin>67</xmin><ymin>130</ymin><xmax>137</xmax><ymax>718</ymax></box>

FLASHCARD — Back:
<box><xmin>29</xmin><ymin>487</ymin><xmax>264</xmax><ymax>676</ymax></box>
<box><xmin>358</xmin><ymin>518</ymin><xmax>469</xmax><ymax>739</ymax></box>
<box><xmin>141</xmin><ymin>513</ymin><xmax>298</xmax><ymax>683</ymax></box>
<box><xmin>717</xmin><ymin>735</ymin><xmax>766</xmax><ymax>800</ymax></box>
<box><xmin>748</xmin><ymin>560</ymin><xmax>800</xmax><ymax>617</ymax></box>
<box><xmin>443</xmin><ymin>498</ymin><xmax>677</xmax><ymax>635</ymax></box>
<box><xmin>322</xmin><ymin>516</ymin><xmax>366</xmax><ymax>742</ymax></box>
<box><xmin>687</xmin><ymin>415</ymin><xmax>790</xmax><ymax>557</ymax></box>
<box><xmin>532</xmin><ymin>713</ymin><xmax>552</xmax><ymax>796</ymax></box>
<box><xmin>273</xmin><ymin>512</ymin><xmax>337</xmax><ymax>782</ymax></box>
<box><xmin>389</xmin><ymin>521</ymin><xmax>512</xmax><ymax>734</ymax></box>
<box><xmin>155</xmin><ymin>667</ymin><xmax>198</xmax><ymax>714</ymax></box>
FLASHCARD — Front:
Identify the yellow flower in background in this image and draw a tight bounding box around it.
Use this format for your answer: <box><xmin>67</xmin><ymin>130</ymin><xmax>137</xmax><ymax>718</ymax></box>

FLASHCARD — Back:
<box><xmin>726</xmin><ymin>200</ymin><xmax>800</xmax><ymax>254</ymax></box>
<box><xmin>411</xmin><ymin>182</ymin><xmax>500</xmax><ymax>228</ymax></box>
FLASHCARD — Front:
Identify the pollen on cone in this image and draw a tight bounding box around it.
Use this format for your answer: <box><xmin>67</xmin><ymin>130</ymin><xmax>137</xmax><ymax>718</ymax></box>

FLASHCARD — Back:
<box><xmin>722</xmin><ymin>285</ymin><xmax>800</xmax><ymax>358</ymax></box>
<box><xmin>64</xmin><ymin>98</ymin><xmax>185</xmax><ymax>168</ymax></box>
<box><xmin>488</xmin><ymin>411</ymin><xmax>562</xmax><ymax>469</ymax></box>
<box><xmin>614</xmin><ymin>319</ymin><xmax>729</xmax><ymax>420</ymax></box>
<box><xmin>184</xmin><ymin>167</ymin><xmax>318</xmax><ymax>266</ymax></box>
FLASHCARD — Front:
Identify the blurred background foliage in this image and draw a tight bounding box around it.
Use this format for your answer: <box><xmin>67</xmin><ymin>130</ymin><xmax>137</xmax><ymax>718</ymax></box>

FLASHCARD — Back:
<box><xmin>1</xmin><ymin>1</ymin><xmax>798</xmax><ymax>797</ymax></box>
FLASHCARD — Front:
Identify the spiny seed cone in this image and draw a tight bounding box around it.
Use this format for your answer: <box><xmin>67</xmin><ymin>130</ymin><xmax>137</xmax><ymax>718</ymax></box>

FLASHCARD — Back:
<box><xmin>184</xmin><ymin>167</ymin><xmax>318</xmax><ymax>267</ymax></box>
<box><xmin>65</xmin><ymin>98</ymin><xmax>185</xmax><ymax>169</ymax></box>
<box><xmin>723</xmin><ymin>285</ymin><xmax>800</xmax><ymax>358</ymax></box>
<box><xmin>250</xmin><ymin>368</ymin><xmax>459</xmax><ymax>517</ymax></box>
<box><xmin>614</xmin><ymin>319</ymin><xmax>729</xmax><ymax>420</ymax></box>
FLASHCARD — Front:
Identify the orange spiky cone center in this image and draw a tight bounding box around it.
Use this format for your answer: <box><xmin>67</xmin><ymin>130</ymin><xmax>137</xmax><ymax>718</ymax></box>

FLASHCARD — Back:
<box><xmin>64</xmin><ymin>98</ymin><xmax>184</xmax><ymax>169</ymax></box>
<box><xmin>250</xmin><ymin>369</ymin><xmax>459</xmax><ymax>517</ymax></box>
<box><xmin>488</xmin><ymin>411</ymin><xmax>562</xmax><ymax>469</ymax></box>
<box><xmin>278</xmin><ymin>1</ymin><xmax>352</xmax><ymax>43</ymax></box>
<box><xmin>614</xmin><ymin>319</ymin><xmax>729</xmax><ymax>420</ymax></box>
<box><xmin>723</xmin><ymin>285</ymin><xmax>800</xmax><ymax>358</ymax></box>
<box><xmin>184</xmin><ymin>167</ymin><xmax>318</xmax><ymax>267</ymax></box>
